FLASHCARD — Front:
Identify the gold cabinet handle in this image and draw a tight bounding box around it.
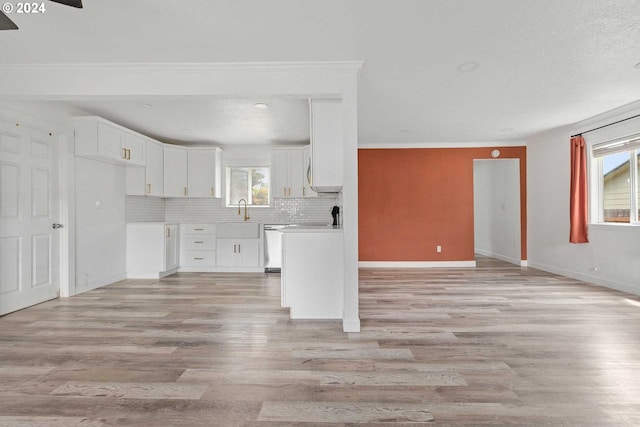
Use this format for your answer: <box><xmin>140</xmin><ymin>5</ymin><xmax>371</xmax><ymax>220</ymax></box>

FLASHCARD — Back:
<box><xmin>211</xmin><ymin>187</ymin><xmax>214</xmax><ymax>196</ymax></box>
<box><xmin>194</xmin><ymin>257</ymin><xmax>204</xmax><ymax>260</ymax></box>
<box><xmin>234</xmin><ymin>244</ymin><xmax>237</xmax><ymax>253</ymax></box>
<box><xmin>183</xmin><ymin>187</ymin><xmax>187</xmax><ymax>196</ymax></box>
<box><xmin>166</xmin><ymin>228</ymin><xmax>170</xmax><ymax>237</ymax></box>
<box><xmin>283</xmin><ymin>187</ymin><xmax>286</xmax><ymax>197</ymax></box>
<box><xmin>122</xmin><ymin>148</ymin><xmax>127</xmax><ymax>159</ymax></box>
<box><xmin>303</xmin><ymin>187</ymin><xmax>305</xmax><ymax>196</ymax></box>
<box><xmin>238</xmin><ymin>244</ymin><xmax>241</xmax><ymax>253</ymax></box>
<box><xmin>147</xmin><ymin>184</ymin><xmax>151</xmax><ymax>194</ymax></box>
<box><xmin>127</xmin><ymin>149</ymin><xmax>131</xmax><ymax>160</ymax></box>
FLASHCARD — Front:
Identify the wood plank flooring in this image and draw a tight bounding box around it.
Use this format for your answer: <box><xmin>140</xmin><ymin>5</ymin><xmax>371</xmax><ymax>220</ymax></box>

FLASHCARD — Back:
<box><xmin>2</xmin><ymin>258</ymin><xmax>640</xmax><ymax>426</ymax></box>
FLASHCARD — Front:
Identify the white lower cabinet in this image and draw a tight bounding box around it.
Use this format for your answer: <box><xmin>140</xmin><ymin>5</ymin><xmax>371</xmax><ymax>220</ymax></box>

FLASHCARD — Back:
<box><xmin>127</xmin><ymin>223</ymin><xmax>179</xmax><ymax>278</ymax></box>
<box><xmin>281</xmin><ymin>230</ymin><xmax>343</xmax><ymax>319</ymax></box>
<box><xmin>180</xmin><ymin>224</ymin><xmax>216</xmax><ymax>268</ymax></box>
<box><xmin>216</xmin><ymin>239</ymin><xmax>260</xmax><ymax>267</ymax></box>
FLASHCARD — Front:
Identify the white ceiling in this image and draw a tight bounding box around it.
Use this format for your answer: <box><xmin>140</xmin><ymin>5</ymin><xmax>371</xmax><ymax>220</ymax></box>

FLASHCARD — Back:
<box><xmin>61</xmin><ymin>98</ymin><xmax>311</xmax><ymax>146</ymax></box>
<box><xmin>1</xmin><ymin>0</ymin><xmax>639</xmax><ymax>145</ymax></box>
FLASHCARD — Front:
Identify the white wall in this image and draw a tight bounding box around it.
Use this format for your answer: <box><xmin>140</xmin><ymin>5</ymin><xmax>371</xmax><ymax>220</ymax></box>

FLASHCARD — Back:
<box><xmin>527</xmin><ymin>102</ymin><xmax>640</xmax><ymax>296</ymax></box>
<box><xmin>74</xmin><ymin>157</ymin><xmax>127</xmax><ymax>290</ymax></box>
<box><xmin>473</xmin><ymin>159</ymin><xmax>522</xmax><ymax>265</ymax></box>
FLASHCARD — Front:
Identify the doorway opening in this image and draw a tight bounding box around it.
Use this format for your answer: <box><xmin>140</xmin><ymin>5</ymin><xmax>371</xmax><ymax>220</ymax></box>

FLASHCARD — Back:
<box><xmin>473</xmin><ymin>159</ymin><xmax>523</xmax><ymax>267</ymax></box>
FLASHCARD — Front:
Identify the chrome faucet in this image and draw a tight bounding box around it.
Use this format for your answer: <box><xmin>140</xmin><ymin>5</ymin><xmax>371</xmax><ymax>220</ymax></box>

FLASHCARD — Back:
<box><xmin>237</xmin><ymin>199</ymin><xmax>250</xmax><ymax>222</ymax></box>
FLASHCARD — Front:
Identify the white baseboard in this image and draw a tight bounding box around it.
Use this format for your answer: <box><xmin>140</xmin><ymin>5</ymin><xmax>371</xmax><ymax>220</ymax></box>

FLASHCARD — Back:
<box><xmin>359</xmin><ymin>261</ymin><xmax>476</xmax><ymax>268</ymax></box>
<box><xmin>527</xmin><ymin>261</ymin><xmax>640</xmax><ymax>297</ymax></box>
<box><xmin>474</xmin><ymin>248</ymin><xmax>525</xmax><ymax>267</ymax></box>
<box><xmin>342</xmin><ymin>316</ymin><xmax>361</xmax><ymax>332</ymax></box>
<box><xmin>74</xmin><ymin>272</ymin><xmax>127</xmax><ymax>295</ymax></box>
<box><xmin>177</xmin><ymin>266</ymin><xmax>264</xmax><ymax>274</ymax></box>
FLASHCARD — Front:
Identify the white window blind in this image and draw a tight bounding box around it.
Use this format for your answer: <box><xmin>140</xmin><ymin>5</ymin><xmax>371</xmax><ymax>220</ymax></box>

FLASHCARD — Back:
<box><xmin>592</xmin><ymin>133</ymin><xmax>640</xmax><ymax>158</ymax></box>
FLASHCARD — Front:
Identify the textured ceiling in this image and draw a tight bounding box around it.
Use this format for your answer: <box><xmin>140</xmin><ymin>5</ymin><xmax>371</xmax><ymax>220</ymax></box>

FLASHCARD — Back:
<box><xmin>1</xmin><ymin>0</ymin><xmax>639</xmax><ymax>145</ymax></box>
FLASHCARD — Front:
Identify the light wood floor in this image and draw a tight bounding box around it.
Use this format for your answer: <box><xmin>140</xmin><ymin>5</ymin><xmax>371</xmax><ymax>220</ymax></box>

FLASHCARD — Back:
<box><xmin>1</xmin><ymin>257</ymin><xmax>640</xmax><ymax>426</ymax></box>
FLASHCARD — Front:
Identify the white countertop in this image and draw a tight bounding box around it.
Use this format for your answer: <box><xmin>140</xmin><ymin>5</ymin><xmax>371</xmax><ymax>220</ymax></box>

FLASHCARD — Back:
<box><xmin>127</xmin><ymin>221</ymin><xmax>179</xmax><ymax>225</ymax></box>
<box><xmin>280</xmin><ymin>225</ymin><xmax>343</xmax><ymax>233</ymax></box>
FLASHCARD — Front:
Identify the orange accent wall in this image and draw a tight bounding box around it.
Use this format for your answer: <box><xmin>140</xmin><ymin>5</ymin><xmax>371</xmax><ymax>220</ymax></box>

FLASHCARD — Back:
<box><xmin>358</xmin><ymin>147</ymin><xmax>527</xmax><ymax>261</ymax></box>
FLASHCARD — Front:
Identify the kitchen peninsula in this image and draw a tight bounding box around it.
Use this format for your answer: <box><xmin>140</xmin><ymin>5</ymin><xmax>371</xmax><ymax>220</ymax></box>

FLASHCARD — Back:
<box><xmin>281</xmin><ymin>225</ymin><xmax>344</xmax><ymax>319</ymax></box>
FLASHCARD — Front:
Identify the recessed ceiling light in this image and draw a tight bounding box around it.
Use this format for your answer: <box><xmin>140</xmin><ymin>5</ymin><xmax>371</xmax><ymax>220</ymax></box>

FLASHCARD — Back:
<box><xmin>180</xmin><ymin>129</ymin><xmax>191</xmax><ymax>133</ymax></box>
<box><xmin>137</xmin><ymin>103</ymin><xmax>154</xmax><ymax>109</ymax></box>
<box><xmin>500</xmin><ymin>127</ymin><xmax>514</xmax><ymax>132</ymax></box>
<box><xmin>273</xmin><ymin>128</ymin><xmax>284</xmax><ymax>133</ymax></box>
<box><xmin>254</xmin><ymin>103</ymin><xmax>269</xmax><ymax>110</ymax></box>
<box><xmin>457</xmin><ymin>62</ymin><xmax>479</xmax><ymax>72</ymax></box>
<box><xmin>399</xmin><ymin>128</ymin><xmax>413</xmax><ymax>134</ymax></box>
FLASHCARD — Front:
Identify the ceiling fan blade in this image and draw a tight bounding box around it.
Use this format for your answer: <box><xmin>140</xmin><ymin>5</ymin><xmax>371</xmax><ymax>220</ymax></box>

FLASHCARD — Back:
<box><xmin>0</xmin><ymin>11</ymin><xmax>18</xmax><ymax>30</ymax></box>
<box><xmin>49</xmin><ymin>0</ymin><xmax>83</xmax><ymax>8</ymax></box>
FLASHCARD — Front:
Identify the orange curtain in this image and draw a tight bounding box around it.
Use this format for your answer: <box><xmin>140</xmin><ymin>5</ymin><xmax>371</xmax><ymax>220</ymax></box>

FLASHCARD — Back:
<box><xmin>569</xmin><ymin>136</ymin><xmax>589</xmax><ymax>243</ymax></box>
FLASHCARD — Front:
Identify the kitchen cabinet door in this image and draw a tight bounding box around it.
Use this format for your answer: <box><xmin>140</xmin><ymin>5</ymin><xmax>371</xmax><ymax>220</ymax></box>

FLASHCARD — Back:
<box><xmin>271</xmin><ymin>150</ymin><xmax>289</xmax><ymax>198</ymax></box>
<box><xmin>216</xmin><ymin>239</ymin><xmax>238</xmax><ymax>267</ymax></box>
<box><xmin>288</xmin><ymin>149</ymin><xmax>304</xmax><ymax>198</ymax></box>
<box><xmin>97</xmin><ymin>122</ymin><xmax>125</xmax><ymax>162</ymax></box>
<box><xmin>188</xmin><ymin>149</ymin><xmax>220</xmax><ymax>198</ymax></box>
<box><xmin>124</xmin><ymin>133</ymin><xmax>146</xmax><ymax>166</ymax></box>
<box><xmin>146</xmin><ymin>140</ymin><xmax>164</xmax><ymax>196</ymax></box>
<box><xmin>164</xmin><ymin>145</ymin><xmax>188</xmax><ymax>197</ymax></box>
<box><xmin>272</xmin><ymin>148</ymin><xmax>305</xmax><ymax>198</ymax></box>
<box><xmin>237</xmin><ymin>240</ymin><xmax>260</xmax><ymax>267</ymax></box>
<box><xmin>165</xmin><ymin>225</ymin><xmax>179</xmax><ymax>271</ymax></box>
<box><xmin>216</xmin><ymin>239</ymin><xmax>259</xmax><ymax>267</ymax></box>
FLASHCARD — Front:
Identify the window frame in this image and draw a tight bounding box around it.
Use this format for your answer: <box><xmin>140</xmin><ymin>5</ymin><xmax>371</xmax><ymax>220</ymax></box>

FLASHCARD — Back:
<box><xmin>225</xmin><ymin>164</ymin><xmax>271</xmax><ymax>208</ymax></box>
<box><xmin>590</xmin><ymin>137</ymin><xmax>639</xmax><ymax>226</ymax></box>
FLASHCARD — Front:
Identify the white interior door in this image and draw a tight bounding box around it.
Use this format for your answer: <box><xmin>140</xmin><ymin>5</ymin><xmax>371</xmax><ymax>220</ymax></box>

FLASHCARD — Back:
<box><xmin>0</xmin><ymin>118</ymin><xmax>59</xmax><ymax>315</ymax></box>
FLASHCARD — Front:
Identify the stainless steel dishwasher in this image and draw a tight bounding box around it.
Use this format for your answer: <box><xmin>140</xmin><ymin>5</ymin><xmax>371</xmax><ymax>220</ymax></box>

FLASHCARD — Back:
<box><xmin>264</xmin><ymin>224</ymin><xmax>288</xmax><ymax>273</ymax></box>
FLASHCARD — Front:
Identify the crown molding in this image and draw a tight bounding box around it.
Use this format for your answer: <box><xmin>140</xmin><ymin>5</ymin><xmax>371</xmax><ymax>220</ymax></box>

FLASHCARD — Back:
<box><xmin>0</xmin><ymin>61</ymin><xmax>364</xmax><ymax>74</ymax></box>
<box><xmin>358</xmin><ymin>141</ymin><xmax>526</xmax><ymax>149</ymax></box>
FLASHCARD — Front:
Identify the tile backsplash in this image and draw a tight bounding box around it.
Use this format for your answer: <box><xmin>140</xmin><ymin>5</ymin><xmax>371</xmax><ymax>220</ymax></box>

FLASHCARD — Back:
<box><xmin>126</xmin><ymin>196</ymin><xmax>166</xmax><ymax>222</ymax></box>
<box><xmin>127</xmin><ymin>195</ymin><xmax>339</xmax><ymax>224</ymax></box>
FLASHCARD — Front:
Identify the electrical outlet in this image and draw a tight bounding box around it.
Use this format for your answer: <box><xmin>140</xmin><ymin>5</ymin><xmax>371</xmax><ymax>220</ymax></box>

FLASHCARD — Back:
<box><xmin>436</xmin><ymin>245</ymin><xmax>442</xmax><ymax>253</ymax></box>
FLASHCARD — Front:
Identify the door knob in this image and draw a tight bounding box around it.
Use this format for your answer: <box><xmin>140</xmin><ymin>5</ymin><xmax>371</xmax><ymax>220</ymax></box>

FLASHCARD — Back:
<box><xmin>52</xmin><ymin>223</ymin><xmax>64</xmax><ymax>229</ymax></box>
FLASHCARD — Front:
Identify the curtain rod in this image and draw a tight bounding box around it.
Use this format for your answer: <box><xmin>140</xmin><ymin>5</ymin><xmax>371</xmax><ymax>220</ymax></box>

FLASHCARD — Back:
<box><xmin>571</xmin><ymin>113</ymin><xmax>640</xmax><ymax>138</ymax></box>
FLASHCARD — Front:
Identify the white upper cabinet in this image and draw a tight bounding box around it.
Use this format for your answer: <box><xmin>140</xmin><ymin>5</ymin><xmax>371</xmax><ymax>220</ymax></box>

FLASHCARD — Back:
<box><xmin>145</xmin><ymin>140</ymin><xmax>164</xmax><ymax>196</ymax></box>
<box><xmin>272</xmin><ymin>148</ymin><xmax>305</xmax><ymax>198</ymax></box>
<box><xmin>126</xmin><ymin>138</ymin><xmax>164</xmax><ymax>197</ymax></box>
<box><xmin>187</xmin><ymin>148</ymin><xmax>222</xmax><ymax>198</ymax></box>
<box><xmin>123</xmin><ymin>133</ymin><xmax>146</xmax><ymax>166</ymax></box>
<box><xmin>75</xmin><ymin>117</ymin><xmax>145</xmax><ymax>167</ymax></box>
<box><xmin>309</xmin><ymin>99</ymin><xmax>343</xmax><ymax>192</ymax></box>
<box><xmin>164</xmin><ymin>145</ymin><xmax>188</xmax><ymax>197</ymax></box>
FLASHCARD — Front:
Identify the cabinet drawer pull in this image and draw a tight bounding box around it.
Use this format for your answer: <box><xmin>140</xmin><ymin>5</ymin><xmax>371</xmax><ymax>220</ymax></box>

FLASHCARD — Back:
<box><xmin>194</xmin><ymin>257</ymin><xmax>204</xmax><ymax>260</ymax></box>
<box><xmin>183</xmin><ymin>187</ymin><xmax>188</xmax><ymax>196</ymax></box>
<box><xmin>166</xmin><ymin>228</ymin><xmax>170</xmax><ymax>237</ymax></box>
<box><xmin>194</xmin><ymin>228</ymin><xmax>204</xmax><ymax>231</ymax></box>
<box><xmin>147</xmin><ymin>184</ymin><xmax>151</xmax><ymax>194</ymax></box>
<box><xmin>238</xmin><ymin>244</ymin><xmax>241</xmax><ymax>253</ymax></box>
<box><xmin>122</xmin><ymin>148</ymin><xmax>127</xmax><ymax>159</ymax></box>
<box><xmin>126</xmin><ymin>148</ymin><xmax>131</xmax><ymax>160</ymax></box>
<box><xmin>234</xmin><ymin>244</ymin><xmax>237</xmax><ymax>253</ymax></box>
<box><xmin>211</xmin><ymin>187</ymin><xmax>214</xmax><ymax>196</ymax></box>
<box><xmin>194</xmin><ymin>241</ymin><xmax>204</xmax><ymax>244</ymax></box>
<box><xmin>303</xmin><ymin>187</ymin><xmax>305</xmax><ymax>196</ymax></box>
<box><xmin>283</xmin><ymin>187</ymin><xmax>286</xmax><ymax>196</ymax></box>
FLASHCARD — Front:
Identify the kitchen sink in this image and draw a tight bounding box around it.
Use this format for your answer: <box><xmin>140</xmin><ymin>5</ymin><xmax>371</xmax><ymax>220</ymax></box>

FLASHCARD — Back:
<box><xmin>216</xmin><ymin>222</ymin><xmax>260</xmax><ymax>239</ymax></box>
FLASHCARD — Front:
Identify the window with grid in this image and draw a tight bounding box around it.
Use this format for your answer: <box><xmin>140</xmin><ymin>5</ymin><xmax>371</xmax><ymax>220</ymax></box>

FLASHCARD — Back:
<box><xmin>225</xmin><ymin>166</ymin><xmax>270</xmax><ymax>207</ymax></box>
